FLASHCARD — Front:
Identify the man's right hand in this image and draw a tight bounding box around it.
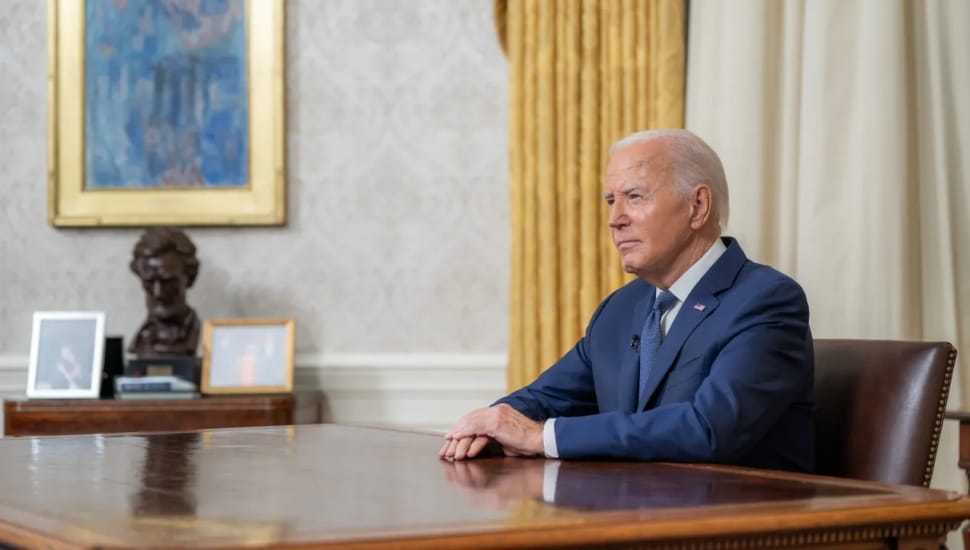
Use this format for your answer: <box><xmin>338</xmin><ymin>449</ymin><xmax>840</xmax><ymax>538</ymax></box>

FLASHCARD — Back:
<box><xmin>439</xmin><ymin>435</ymin><xmax>495</xmax><ymax>460</ymax></box>
<box><xmin>438</xmin><ymin>435</ymin><xmax>529</xmax><ymax>460</ymax></box>
<box><xmin>440</xmin><ymin>404</ymin><xmax>545</xmax><ymax>459</ymax></box>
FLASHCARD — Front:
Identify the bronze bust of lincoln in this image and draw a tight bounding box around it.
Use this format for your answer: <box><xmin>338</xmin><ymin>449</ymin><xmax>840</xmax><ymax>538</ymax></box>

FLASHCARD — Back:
<box><xmin>129</xmin><ymin>227</ymin><xmax>201</xmax><ymax>357</ymax></box>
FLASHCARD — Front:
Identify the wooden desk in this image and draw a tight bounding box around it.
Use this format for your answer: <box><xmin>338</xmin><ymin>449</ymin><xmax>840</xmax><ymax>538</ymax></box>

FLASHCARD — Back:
<box><xmin>3</xmin><ymin>392</ymin><xmax>322</xmax><ymax>436</ymax></box>
<box><xmin>0</xmin><ymin>424</ymin><xmax>966</xmax><ymax>549</ymax></box>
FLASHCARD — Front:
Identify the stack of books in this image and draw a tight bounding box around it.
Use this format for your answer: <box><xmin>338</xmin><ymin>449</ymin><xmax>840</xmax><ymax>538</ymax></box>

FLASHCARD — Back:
<box><xmin>114</xmin><ymin>375</ymin><xmax>199</xmax><ymax>400</ymax></box>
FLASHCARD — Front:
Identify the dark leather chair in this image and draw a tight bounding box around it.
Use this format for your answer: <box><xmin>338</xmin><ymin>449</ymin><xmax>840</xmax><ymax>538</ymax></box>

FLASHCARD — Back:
<box><xmin>814</xmin><ymin>339</ymin><xmax>957</xmax><ymax>487</ymax></box>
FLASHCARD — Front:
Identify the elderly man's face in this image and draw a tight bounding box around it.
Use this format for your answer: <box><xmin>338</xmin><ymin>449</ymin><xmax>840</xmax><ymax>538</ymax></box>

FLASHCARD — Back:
<box><xmin>136</xmin><ymin>251</ymin><xmax>189</xmax><ymax>321</ymax></box>
<box><xmin>604</xmin><ymin>140</ymin><xmax>695</xmax><ymax>283</ymax></box>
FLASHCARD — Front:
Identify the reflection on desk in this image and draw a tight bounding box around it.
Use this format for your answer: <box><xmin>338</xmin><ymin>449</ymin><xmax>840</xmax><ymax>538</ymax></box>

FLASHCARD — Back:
<box><xmin>440</xmin><ymin>458</ymin><xmax>880</xmax><ymax>512</ymax></box>
<box><xmin>0</xmin><ymin>424</ymin><xmax>967</xmax><ymax>549</ymax></box>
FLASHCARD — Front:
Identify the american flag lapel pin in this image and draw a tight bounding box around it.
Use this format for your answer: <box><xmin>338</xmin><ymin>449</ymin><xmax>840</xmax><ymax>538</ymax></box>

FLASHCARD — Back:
<box><xmin>693</xmin><ymin>303</ymin><xmax>706</xmax><ymax>312</ymax></box>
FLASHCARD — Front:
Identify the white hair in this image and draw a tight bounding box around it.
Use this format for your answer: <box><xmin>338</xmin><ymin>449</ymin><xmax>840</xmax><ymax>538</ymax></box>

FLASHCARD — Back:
<box><xmin>611</xmin><ymin>129</ymin><xmax>729</xmax><ymax>231</ymax></box>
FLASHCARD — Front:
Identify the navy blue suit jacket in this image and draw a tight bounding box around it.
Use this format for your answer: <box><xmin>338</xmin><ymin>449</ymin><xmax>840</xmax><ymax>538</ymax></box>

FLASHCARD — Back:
<box><xmin>497</xmin><ymin>238</ymin><xmax>815</xmax><ymax>473</ymax></box>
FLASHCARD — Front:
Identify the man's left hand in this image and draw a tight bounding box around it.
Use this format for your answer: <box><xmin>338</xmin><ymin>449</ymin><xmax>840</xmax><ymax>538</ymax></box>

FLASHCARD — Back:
<box><xmin>443</xmin><ymin>404</ymin><xmax>544</xmax><ymax>459</ymax></box>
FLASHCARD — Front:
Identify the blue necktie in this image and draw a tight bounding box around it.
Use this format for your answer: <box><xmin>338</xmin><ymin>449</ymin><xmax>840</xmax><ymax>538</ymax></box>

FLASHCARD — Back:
<box><xmin>638</xmin><ymin>290</ymin><xmax>679</xmax><ymax>410</ymax></box>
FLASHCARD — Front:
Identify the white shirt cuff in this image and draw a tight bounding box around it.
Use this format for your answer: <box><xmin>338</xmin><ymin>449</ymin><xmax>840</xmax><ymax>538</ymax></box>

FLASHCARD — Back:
<box><xmin>543</xmin><ymin>418</ymin><xmax>559</xmax><ymax>458</ymax></box>
<box><xmin>542</xmin><ymin>460</ymin><xmax>561</xmax><ymax>504</ymax></box>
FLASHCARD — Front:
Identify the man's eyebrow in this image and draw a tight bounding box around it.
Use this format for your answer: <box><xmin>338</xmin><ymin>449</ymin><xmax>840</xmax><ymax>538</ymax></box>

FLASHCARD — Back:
<box><xmin>603</xmin><ymin>185</ymin><xmax>647</xmax><ymax>200</ymax></box>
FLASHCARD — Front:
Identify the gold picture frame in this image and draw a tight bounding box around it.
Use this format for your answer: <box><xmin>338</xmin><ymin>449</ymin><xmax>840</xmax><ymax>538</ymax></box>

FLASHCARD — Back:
<box><xmin>47</xmin><ymin>0</ymin><xmax>286</xmax><ymax>226</ymax></box>
<box><xmin>201</xmin><ymin>318</ymin><xmax>295</xmax><ymax>395</ymax></box>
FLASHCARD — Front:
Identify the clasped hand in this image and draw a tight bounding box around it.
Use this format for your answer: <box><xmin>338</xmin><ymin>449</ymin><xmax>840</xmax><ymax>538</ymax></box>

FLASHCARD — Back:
<box><xmin>439</xmin><ymin>404</ymin><xmax>545</xmax><ymax>460</ymax></box>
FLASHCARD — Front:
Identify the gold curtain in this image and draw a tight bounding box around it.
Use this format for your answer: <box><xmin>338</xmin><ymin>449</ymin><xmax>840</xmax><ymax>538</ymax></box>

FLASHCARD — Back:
<box><xmin>495</xmin><ymin>0</ymin><xmax>686</xmax><ymax>391</ymax></box>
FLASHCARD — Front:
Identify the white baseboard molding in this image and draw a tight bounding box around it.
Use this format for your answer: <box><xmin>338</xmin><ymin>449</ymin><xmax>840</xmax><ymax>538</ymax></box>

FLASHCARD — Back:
<box><xmin>0</xmin><ymin>353</ymin><xmax>507</xmax><ymax>433</ymax></box>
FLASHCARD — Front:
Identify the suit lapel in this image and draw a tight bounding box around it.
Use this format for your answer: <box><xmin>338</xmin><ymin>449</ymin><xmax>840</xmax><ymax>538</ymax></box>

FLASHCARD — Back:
<box><xmin>619</xmin><ymin>290</ymin><xmax>652</xmax><ymax>413</ymax></box>
<box><xmin>635</xmin><ymin>238</ymin><xmax>748</xmax><ymax>411</ymax></box>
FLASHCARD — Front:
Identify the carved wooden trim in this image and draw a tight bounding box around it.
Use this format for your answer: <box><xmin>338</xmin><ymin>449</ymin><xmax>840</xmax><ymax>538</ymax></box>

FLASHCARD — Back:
<box><xmin>607</xmin><ymin>520</ymin><xmax>959</xmax><ymax>549</ymax></box>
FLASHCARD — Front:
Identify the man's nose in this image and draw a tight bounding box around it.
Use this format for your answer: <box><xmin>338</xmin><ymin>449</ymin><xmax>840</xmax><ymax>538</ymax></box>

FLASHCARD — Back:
<box><xmin>608</xmin><ymin>203</ymin><xmax>627</xmax><ymax>229</ymax></box>
<box><xmin>151</xmin><ymin>280</ymin><xmax>164</xmax><ymax>296</ymax></box>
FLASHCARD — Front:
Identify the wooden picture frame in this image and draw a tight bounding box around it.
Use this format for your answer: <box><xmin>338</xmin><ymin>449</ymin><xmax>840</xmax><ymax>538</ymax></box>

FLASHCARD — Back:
<box><xmin>201</xmin><ymin>318</ymin><xmax>294</xmax><ymax>394</ymax></box>
<box><xmin>27</xmin><ymin>311</ymin><xmax>106</xmax><ymax>399</ymax></box>
<box><xmin>47</xmin><ymin>0</ymin><xmax>286</xmax><ymax>226</ymax></box>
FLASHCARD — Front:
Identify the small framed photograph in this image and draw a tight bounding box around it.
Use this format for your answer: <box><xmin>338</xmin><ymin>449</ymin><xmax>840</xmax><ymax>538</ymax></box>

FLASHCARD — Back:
<box><xmin>27</xmin><ymin>311</ymin><xmax>106</xmax><ymax>399</ymax></box>
<box><xmin>201</xmin><ymin>318</ymin><xmax>295</xmax><ymax>394</ymax></box>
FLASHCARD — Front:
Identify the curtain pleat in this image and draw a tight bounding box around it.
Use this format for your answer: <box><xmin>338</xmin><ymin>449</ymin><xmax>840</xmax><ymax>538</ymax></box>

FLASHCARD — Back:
<box><xmin>496</xmin><ymin>0</ymin><xmax>686</xmax><ymax>391</ymax></box>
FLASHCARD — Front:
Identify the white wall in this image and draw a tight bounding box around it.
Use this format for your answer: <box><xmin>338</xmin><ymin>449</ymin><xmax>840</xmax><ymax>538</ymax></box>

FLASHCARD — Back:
<box><xmin>0</xmin><ymin>0</ymin><xmax>511</xmax><ymax>429</ymax></box>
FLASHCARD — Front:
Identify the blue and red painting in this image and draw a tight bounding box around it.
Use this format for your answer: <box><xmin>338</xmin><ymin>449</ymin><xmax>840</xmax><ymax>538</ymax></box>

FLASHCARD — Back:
<box><xmin>84</xmin><ymin>0</ymin><xmax>248</xmax><ymax>189</ymax></box>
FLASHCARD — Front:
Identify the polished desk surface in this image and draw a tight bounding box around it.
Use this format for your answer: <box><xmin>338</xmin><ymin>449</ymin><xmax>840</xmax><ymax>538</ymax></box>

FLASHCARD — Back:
<box><xmin>0</xmin><ymin>424</ymin><xmax>968</xmax><ymax>549</ymax></box>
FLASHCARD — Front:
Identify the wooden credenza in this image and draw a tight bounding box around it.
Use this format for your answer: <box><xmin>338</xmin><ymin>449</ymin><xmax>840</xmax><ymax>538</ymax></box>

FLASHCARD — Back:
<box><xmin>3</xmin><ymin>391</ymin><xmax>322</xmax><ymax>436</ymax></box>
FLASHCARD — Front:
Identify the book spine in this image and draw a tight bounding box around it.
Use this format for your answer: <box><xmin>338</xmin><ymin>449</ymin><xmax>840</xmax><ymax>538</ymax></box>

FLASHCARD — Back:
<box><xmin>117</xmin><ymin>382</ymin><xmax>171</xmax><ymax>392</ymax></box>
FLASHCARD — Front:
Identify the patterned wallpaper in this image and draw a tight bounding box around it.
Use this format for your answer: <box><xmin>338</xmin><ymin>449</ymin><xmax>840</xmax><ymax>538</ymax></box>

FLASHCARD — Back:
<box><xmin>0</xmin><ymin>0</ymin><xmax>510</xmax><ymax>354</ymax></box>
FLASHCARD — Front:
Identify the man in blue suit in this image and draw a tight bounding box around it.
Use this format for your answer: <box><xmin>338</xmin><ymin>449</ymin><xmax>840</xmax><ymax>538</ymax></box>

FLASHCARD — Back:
<box><xmin>440</xmin><ymin>129</ymin><xmax>814</xmax><ymax>473</ymax></box>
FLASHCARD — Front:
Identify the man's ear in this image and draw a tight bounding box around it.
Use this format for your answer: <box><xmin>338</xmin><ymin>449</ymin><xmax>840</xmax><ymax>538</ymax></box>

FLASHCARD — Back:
<box><xmin>689</xmin><ymin>184</ymin><xmax>713</xmax><ymax>229</ymax></box>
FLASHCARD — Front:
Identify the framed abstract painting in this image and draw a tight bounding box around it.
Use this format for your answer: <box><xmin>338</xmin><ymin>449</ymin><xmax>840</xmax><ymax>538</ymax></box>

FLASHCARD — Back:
<box><xmin>48</xmin><ymin>0</ymin><xmax>285</xmax><ymax>226</ymax></box>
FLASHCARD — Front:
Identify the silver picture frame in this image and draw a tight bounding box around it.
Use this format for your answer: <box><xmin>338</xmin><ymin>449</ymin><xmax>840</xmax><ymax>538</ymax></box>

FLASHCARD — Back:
<box><xmin>27</xmin><ymin>311</ymin><xmax>106</xmax><ymax>399</ymax></box>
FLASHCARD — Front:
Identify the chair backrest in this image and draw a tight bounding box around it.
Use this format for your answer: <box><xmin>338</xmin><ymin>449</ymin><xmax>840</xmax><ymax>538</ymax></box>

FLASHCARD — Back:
<box><xmin>814</xmin><ymin>339</ymin><xmax>956</xmax><ymax>487</ymax></box>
